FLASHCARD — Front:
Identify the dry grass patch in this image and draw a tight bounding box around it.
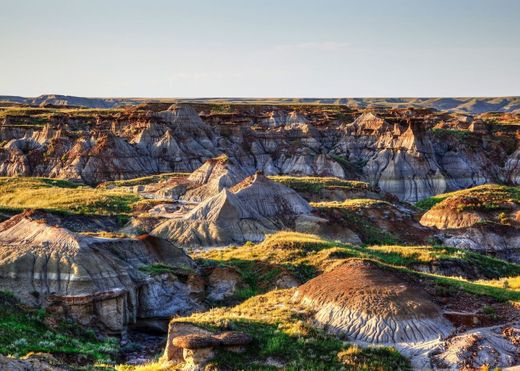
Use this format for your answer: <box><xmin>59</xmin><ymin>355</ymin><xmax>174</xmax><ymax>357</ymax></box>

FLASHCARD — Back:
<box><xmin>99</xmin><ymin>173</ymin><xmax>189</xmax><ymax>189</ymax></box>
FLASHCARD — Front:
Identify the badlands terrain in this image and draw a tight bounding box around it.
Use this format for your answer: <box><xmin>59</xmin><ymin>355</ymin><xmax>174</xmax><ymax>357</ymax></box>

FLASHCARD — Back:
<box><xmin>0</xmin><ymin>98</ymin><xmax>519</xmax><ymax>370</ymax></box>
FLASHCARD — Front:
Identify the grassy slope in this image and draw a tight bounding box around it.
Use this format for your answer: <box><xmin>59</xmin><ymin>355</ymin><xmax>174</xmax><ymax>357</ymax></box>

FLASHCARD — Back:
<box><xmin>269</xmin><ymin>176</ymin><xmax>370</xmax><ymax>194</ymax></box>
<box><xmin>99</xmin><ymin>173</ymin><xmax>189</xmax><ymax>189</ymax></box>
<box><xmin>124</xmin><ymin>290</ymin><xmax>410</xmax><ymax>371</ymax></box>
<box><xmin>0</xmin><ymin>291</ymin><xmax>118</xmax><ymax>366</ymax></box>
<box><xmin>415</xmin><ymin>184</ymin><xmax>520</xmax><ymax>211</ymax></box>
<box><xmin>311</xmin><ymin>199</ymin><xmax>400</xmax><ymax>245</ymax></box>
<box><xmin>195</xmin><ymin>232</ymin><xmax>520</xmax><ymax>302</ymax></box>
<box><xmin>0</xmin><ymin>177</ymin><xmax>141</xmax><ymax>216</ymax></box>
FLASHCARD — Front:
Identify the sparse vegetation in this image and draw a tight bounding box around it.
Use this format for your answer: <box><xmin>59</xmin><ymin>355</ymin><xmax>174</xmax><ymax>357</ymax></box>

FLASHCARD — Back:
<box><xmin>139</xmin><ymin>290</ymin><xmax>411</xmax><ymax>370</ymax></box>
<box><xmin>269</xmin><ymin>175</ymin><xmax>370</xmax><ymax>195</ymax></box>
<box><xmin>311</xmin><ymin>199</ymin><xmax>400</xmax><ymax>245</ymax></box>
<box><xmin>194</xmin><ymin>232</ymin><xmax>520</xmax><ymax>302</ymax></box>
<box><xmin>431</xmin><ymin>128</ymin><xmax>472</xmax><ymax>141</ymax></box>
<box><xmin>415</xmin><ymin>184</ymin><xmax>520</xmax><ymax>212</ymax></box>
<box><xmin>0</xmin><ymin>291</ymin><xmax>119</xmax><ymax>365</ymax></box>
<box><xmin>138</xmin><ymin>263</ymin><xmax>195</xmax><ymax>276</ymax></box>
<box><xmin>99</xmin><ymin>173</ymin><xmax>189</xmax><ymax>188</ymax></box>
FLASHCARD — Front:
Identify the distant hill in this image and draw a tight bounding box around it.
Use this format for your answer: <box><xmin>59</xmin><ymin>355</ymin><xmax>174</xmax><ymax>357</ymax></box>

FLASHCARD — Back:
<box><xmin>1</xmin><ymin>94</ymin><xmax>519</xmax><ymax>113</ymax></box>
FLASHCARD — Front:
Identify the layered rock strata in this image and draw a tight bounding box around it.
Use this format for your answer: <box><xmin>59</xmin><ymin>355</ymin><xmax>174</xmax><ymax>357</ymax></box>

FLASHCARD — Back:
<box><xmin>1</xmin><ymin>105</ymin><xmax>515</xmax><ymax>202</ymax></box>
<box><xmin>0</xmin><ymin>211</ymin><xmax>202</xmax><ymax>334</ymax></box>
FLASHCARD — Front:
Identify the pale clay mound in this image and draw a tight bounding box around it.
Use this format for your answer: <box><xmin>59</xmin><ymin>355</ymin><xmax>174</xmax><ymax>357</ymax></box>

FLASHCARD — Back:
<box><xmin>293</xmin><ymin>260</ymin><xmax>453</xmax><ymax>344</ymax></box>
<box><xmin>183</xmin><ymin>155</ymin><xmax>254</xmax><ymax>202</ymax></box>
<box><xmin>231</xmin><ymin>172</ymin><xmax>312</xmax><ymax>218</ymax></box>
<box><xmin>152</xmin><ymin>188</ymin><xmax>279</xmax><ymax>247</ymax></box>
<box><xmin>0</xmin><ymin>211</ymin><xmax>202</xmax><ymax>334</ymax></box>
<box><xmin>151</xmin><ymin>171</ymin><xmax>313</xmax><ymax>247</ymax></box>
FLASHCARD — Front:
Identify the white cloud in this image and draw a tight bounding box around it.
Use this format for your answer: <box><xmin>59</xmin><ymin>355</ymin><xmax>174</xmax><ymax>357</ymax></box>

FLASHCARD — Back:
<box><xmin>275</xmin><ymin>41</ymin><xmax>351</xmax><ymax>51</ymax></box>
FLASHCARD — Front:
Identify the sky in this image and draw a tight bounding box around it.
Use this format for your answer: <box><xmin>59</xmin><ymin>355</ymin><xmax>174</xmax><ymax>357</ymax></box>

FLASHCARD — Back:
<box><xmin>0</xmin><ymin>0</ymin><xmax>519</xmax><ymax>98</ymax></box>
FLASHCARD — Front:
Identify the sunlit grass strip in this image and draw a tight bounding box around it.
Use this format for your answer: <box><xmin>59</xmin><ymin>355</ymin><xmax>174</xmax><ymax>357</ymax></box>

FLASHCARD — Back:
<box><xmin>0</xmin><ymin>177</ymin><xmax>141</xmax><ymax>216</ymax></box>
<box><xmin>195</xmin><ymin>231</ymin><xmax>520</xmax><ymax>302</ymax></box>
<box><xmin>99</xmin><ymin>172</ymin><xmax>189</xmax><ymax>188</ymax></box>
<box><xmin>269</xmin><ymin>175</ymin><xmax>370</xmax><ymax>194</ymax></box>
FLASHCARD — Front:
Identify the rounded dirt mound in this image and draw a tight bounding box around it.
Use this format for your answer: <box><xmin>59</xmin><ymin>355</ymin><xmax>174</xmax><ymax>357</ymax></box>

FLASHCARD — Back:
<box><xmin>293</xmin><ymin>260</ymin><xmax>453</xmax><ymax>344</ymax></box>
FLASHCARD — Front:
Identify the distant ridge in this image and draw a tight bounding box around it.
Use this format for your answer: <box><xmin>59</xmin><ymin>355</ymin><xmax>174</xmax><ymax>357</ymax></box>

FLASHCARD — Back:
<box><xmin>1</xmin><ymin>94</ymin><xmax>519</xmax><ymax>114</ymax></box>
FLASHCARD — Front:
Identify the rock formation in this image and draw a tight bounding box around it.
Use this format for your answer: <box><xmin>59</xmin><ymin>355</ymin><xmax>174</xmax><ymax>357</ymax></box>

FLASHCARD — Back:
<box><xmin>292</xmin><ymin>260</ymin><xmax>453</xmax><ymax>368</ymax></box>
<box><xmin>183</xmin><ymin>154</ymin><xmax>254</xmax><ymax>202</ymax></box>
<box><xmin>150</xmin><ymin>170</ymin><xmax>314</xmax><ymax>247</ymax></box>
<box><xmin>231</xmin><ymin>172</ymin><xmax>312</xmax><ymax>219</ymax></box>
<box><xmin>420</xmin><ymin>185</ymin><xmax>520</xmax><ymax>261</ymax></box>
<box><xmin>0</xmin><ymin>211</ymin><xmax>202</xmax><ymax>334</ymax></box>
<box><xmin>0</xmin><ymin>105</ymin><xmax>515</xmax><ymax>201</ymax></box>
<box><xmin>171</xmin><ymin>331</ymin><xmax>252</xmax><ymax>370</ymax></box>
<box><xmin>151</xmin><ymin>188</ymin><xmax>279</xmax><ymax>247</ymax></box>
<box><xmin>431</xmin><ymin>323</ymin><xmax>520</xmax><ymax>369</ymax></box>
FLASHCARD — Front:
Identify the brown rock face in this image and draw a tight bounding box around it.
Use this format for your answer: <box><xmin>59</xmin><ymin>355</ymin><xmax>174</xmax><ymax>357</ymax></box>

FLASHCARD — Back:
<box><xmin>0</xmin><ymin>211</ymin><xmax>202</xmax><ymax>334</ymax></box>
<box><xmin>0</xmin><ymin>106</ymin><xmax>513</xmax><ymax>202</ymax></box>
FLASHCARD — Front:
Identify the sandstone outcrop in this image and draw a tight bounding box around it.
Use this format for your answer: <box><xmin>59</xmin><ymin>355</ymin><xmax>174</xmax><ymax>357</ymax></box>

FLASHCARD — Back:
<box><xmin>172</xmin><ymin>331</ymin><xmax>252</xmax><ymax>370</ymax></box>
<box><xmin>0</xmin><ymin>211</ymin><xmax>202</xmax><ymax>334</ymax></box>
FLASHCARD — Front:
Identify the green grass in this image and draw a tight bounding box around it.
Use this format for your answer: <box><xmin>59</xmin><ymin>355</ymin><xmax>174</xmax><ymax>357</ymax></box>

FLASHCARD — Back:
<box><xmin>366</xmin><ymin>245</ymin><xmax>520</xmax><ymax>278</ymax></box>
<box><xmin>0</xmin><ymin>177</ymin><xmax>141</xmax><ymax>216</ymax></box>
<box><xmin>164</xmin><ymin>290</ymin><xmax>411</xmax><ymax>370</ymax></box>
<box><xmin>0</xmin><ymin>291</ymin><xmax>119</xmax><ymax>365</ymax></box>
<box><xmin>311</xmin><ymin>199</ymin><xmax>400</xmax><ymax>245</ymax></box>
<box><xmin>194</xmin><ymin>232</ymin><xmax>520</xmax><ymax>302</ymax></box>
<box><xmin>99</xmin><ymin>173</ymin><xmax>189</xmax><ymax>188</ymax></box>
<box><xmin>415</xmin><ymin>196</ymin><xmax>447</xmax><ymax>211</ymax></box>
<box><xmin>431</xmin><ymin>128</ymin><xmax>473</xmax><ymax>141</ymax></box>
<box><xmin>138</xmin><ymin>263</ymin><xmax>195</xmax><ymax>276</ymax></box>
<box><xmin>416</xmin><ymin>184</ymin><xmax>520</xmax><ymax>213</ymax></box>
<box><xmin>268</xmin><ymin>176</ymin><xmax>370</xmax><ymax>195</ymax></box>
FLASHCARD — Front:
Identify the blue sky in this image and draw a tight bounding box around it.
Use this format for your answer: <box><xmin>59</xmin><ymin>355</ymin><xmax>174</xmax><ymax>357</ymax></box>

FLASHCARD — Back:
<box><xmin>0</xmin><ymin>0</ymin><xmax>519</xmax><ymax>97</ymax></box>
